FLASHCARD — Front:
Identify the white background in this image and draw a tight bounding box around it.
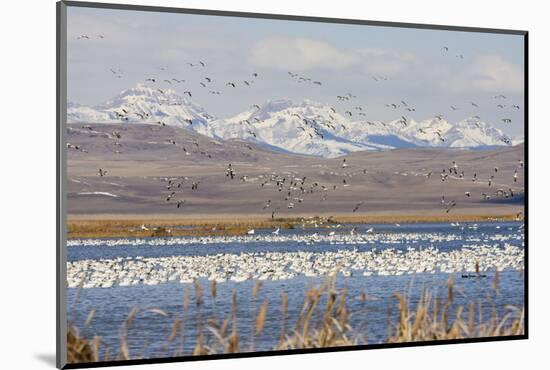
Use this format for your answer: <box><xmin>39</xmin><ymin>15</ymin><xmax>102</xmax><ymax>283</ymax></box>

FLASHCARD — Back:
<box><xmin>0</xmin><ymin>0</ymin><xmax>547</xmax><ymax>369</ymax></box>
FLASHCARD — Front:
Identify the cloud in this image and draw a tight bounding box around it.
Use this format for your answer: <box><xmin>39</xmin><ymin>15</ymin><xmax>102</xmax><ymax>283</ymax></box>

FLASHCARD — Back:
<box><xmin>67</xmin><ymin>10</ymin><xmax>234</xmax><ymax>62</ymax></box>
<box><xmin>251</xmin><ymin>37</ymin><xmax>356</xmax><ymax>71</ymax></box>
<box><xmin>445</xmin><ymin>54</ymin><xmax>524</xmax><ymax>94</ymax></box>
<box><xmin>250</xmin><ymin>37</ymin><xmax>418</xmax><ymax>76</ymax></box>
<box><xmin>251</xmin><ymin>37</ymin><xmax>523</xmax><ymax>96</ymax></box>
<box><xmin>356</xmin><ymin>48</ymin><xmax>419</xmax><ymax>76</ymax></box>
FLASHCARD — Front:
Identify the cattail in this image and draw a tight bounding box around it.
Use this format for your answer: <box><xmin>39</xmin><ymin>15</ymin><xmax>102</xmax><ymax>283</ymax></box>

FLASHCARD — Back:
<box><xmin>302</xmin><ymin>292</ymin><xmax>319</xmax><ymax>341</ymax></box>
<box><xmin>337</xmin><ymin>288</ymin><xmax>347</xmax><ymax>324</ymax></box>
<box><xmin>220</xmin><ymin>317</ymin><xmax>230</xmax><ymax>338</ymax></box>
<box><xmin>232</xmin><ymin>290</ymin><xmax>238</xmax><ymax>313</ymax></box>
<box><xmin>119</xmin><ymin>334</ymin><xmax>130</xmax><ymax>360</ymax></box>
<box><xmin>281</xmin><ymin>292</ymin><xmax>288</xmax><ymax>318</ymax></box>
<box><xmin>412</xmin><ymin>305</ymin><xmax>426</xmax><ymax>336</ymax></box>
<box><xmin>252</xmin><ymin>281</ymin><xmax>262</xmax><ymax>300</ymax></box>
<box><xmin>493</xmin><ymin>269</ymin><xmax>500</xmax><ymax>295</ymax></box>
<box><xmin>183</xmin><ymin>287</ymin><xmax>190</xmax><ymax>311</ymax></box>
<box><xmin>126</xmin><ymin>307</ymin><xmax>138</xmax><ymax>328</ymax></box>
<box><xmin>167</xmin><ymin>319</ymin><xmax>181</xmax><ymax>342</ymax></box>
<box><xmin>255</xmin><ymin>301</ymin><xmax>268</xmax><ymax>335</ymax></box>
<box><xmin>91</xmin><ymin>336</ymin><xmax>100</xmax><ymax>362</ymax></box>
<box><xmin>193</xmin><ymin>333</ymin><xmax>204</xmax><ymax>356</ymax></box>
<box><xmin>211</xmin><ymin>280</ymin><xmax>217</xmax><ymax>301</ymax></box>
<box><xmin>447</xmin><ymin>276</ymin><xmax>454</xmax><ymax>303</ymax></box>
<box><xmin>194</xmin><ymin>279</ymin><xmax>203</xmax><ymax>307</ymax></box>
<box><xmin>468</xmin><ymin>302</ymin><xmax>475</xmax><ymax>336</ymax></box>
<box><xmin>85</xmin><ymin>308</ymin><xmax>96</xmax><ymax>328</ymax></box>
<box><xmin>103</xmin><ymin>345</ymin><xmax>111</xmax><ymax>362</ymax></box>
<box><xmin>441</xmin><ymin>304</ymin><xmax>448</xmax><ymax>335</ymax></box>
<box><xmin>394</xmin><ymin>292</ymin><xmax>407</xmax><ymax>337</ymax></box>
<box><xmin>478</xmin><ymin>299</ymin><xmax>483</xmax><ymax>326</ymax></box>
<box><xmin>230</xmin><ymin>290</ymin><xmax>239</xmax><ymax>353</ymax></box>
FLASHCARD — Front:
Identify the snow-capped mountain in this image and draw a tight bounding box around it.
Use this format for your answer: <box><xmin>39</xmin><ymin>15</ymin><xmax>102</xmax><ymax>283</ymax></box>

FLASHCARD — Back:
<box><xmin>379</xmin><ymin>116</ymin><xmax>512</xmax><ymax>148</ymax></box>
<box><xmin>67</xmin><ymin>84</ymin><xmax>518</xmax><ymax>158</ymax></box>
<box><xmin>201</xmin><ymin>99</ymin><xmax>392</xmax><ymax>157</ymax></box>
<box><xmin>68</xmin><ymin>84</ymin><xmax>216</xmax><ymax>134</ymax></box>
<box><xmin>205</xmin><ymin>98</ymin><xmax>513</xmax><ymax>156</ymax></box>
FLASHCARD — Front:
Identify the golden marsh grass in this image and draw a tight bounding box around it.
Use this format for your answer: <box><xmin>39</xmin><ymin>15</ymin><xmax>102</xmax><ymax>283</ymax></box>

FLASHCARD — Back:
<box><xmin>67</xmin><ymin>213</ymin><xmax>521</xmax><ymax>238</ymax></box>
<box><xmin>67</xmin><ymin>275</ymin><xmax>524</xmax><ymax>364</ymax></box>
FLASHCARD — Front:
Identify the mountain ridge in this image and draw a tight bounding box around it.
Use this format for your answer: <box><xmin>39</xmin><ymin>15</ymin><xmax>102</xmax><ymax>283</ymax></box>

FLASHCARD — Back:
<box><xmin>67</xmin><ymin>84</ymin><xmax>521</xmax><ymax>158</ymax></box>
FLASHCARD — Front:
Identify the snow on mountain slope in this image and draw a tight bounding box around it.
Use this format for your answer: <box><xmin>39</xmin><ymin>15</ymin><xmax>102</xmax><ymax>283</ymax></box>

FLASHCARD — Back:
<box><xmin>512</xmin><ymin>137</ymin><xmax>525</xmax><ymax>146</ymax></box>
<box><xmin>67</xmin><ymin>84</ymin><xmax>517</xmax><ymax>158</ymax></box>
<box><xmin>384</xmin><ymin>117</ymin><xmax>511</xmax><ymax>148</ymax></box>
<box><xmin>68</xmin><ymin>83</ymin><xmax>216</xmax><ymax>135</ymax></box>
<box><xmin>208</xmin><ymin>98</ymin><xmax>513</xmax><ymax>156</ymax></box>
<box><xmin>203</xmin><ymin>99</ymin><xmax>390</xmax><ymax>157</ymax></box>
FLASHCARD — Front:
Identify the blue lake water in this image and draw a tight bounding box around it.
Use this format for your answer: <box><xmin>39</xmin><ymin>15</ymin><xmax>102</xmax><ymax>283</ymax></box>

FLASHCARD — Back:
<box><xmin>67</xmin><ymin>221</ymin><xmax>525</xmax><ymax>360</ymax></box>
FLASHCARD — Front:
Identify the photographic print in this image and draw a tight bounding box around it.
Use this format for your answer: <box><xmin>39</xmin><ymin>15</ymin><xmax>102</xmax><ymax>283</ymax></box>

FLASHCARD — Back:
<box><xmin>59</xmin><ymin>2</ymin><xmax>527</xmax><ymax>367</ymax></box>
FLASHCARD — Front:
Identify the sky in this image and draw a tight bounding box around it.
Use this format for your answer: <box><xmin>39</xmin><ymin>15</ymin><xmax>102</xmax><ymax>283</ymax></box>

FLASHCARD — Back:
<box><xmin>66</xmin><ymin>6</ymin><xmax>526</xmax><ymax>138</ymax></box>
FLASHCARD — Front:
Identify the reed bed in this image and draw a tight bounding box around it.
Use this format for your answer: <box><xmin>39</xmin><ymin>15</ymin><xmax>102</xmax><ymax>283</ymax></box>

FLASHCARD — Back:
<box><xmin>67</xmin><ymin>274</ymin><xmax>524</xmax><ymax>364</ymax></box>
<box><xmin>67</xmin><ymin>213</ymin><xmax>520</xmax><ymax>238</ymax></box>
<box><xmin>67</xmin><ymin>219</ymin><xmax>299</xmax><ymax>238</ymax></box>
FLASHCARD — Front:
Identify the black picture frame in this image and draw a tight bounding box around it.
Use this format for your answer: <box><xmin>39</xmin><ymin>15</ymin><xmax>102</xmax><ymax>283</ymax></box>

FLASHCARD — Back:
<box><xmin>56</xmin><ymin>1</ymin><xmax>529</xmax><ymax>368</ymax></box>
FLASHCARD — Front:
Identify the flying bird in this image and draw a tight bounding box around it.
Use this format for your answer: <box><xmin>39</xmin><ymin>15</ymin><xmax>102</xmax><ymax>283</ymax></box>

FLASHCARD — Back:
<box><xmin>445</xmin><ymin>200</ymin><xmax>457</xmax><ymax>213</ymax></box>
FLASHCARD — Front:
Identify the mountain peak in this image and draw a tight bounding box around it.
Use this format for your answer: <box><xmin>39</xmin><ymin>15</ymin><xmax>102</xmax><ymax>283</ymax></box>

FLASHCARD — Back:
<box><xmin>69</xmin><ymin>83</ymin><xmax>214</xmax><ymax>128</ymax></box>
<box><xmin>67</xmin><ymin>85</ymin><xmax>516</xmax><ymax>157</ymax></box>
<box><xmin>99</xmin><ymin>83</ymin><xmax>186</xmax><ymax>108</ymax></box>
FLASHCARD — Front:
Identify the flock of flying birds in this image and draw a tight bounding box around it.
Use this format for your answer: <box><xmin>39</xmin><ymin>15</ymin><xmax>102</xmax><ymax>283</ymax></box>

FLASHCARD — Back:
<box><xmin>73</xmin><ymin>34</ymin><xmax>525</xmax><ymax>217</ymax></box>
<box><xmin>90</xmin><ymin>134</ymin><xmax>524</xmax><ymax>219</ymax></box>
<box><xmin>139</xmin><ymin>154</ymin><xmax>524</xmax><ymax>219</ymax></box>
<box><xmin>75</xmin><ymin>33</ymin><xmax>520</xmax><ymax>145</ymax></box>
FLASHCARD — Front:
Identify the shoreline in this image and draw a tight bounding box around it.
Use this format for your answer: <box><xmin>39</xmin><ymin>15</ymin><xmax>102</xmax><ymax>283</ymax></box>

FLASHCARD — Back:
<box><xmin>67</xmin><ymin>212</ymin><xmax>522</xmax><ymax>239</ymax></box>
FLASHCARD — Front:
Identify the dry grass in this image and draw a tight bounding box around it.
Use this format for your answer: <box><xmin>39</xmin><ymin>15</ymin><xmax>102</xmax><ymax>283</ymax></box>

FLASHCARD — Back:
<box><xmin>387</xmin><ymin>276</ymin><xmax>524</xmax><ymax>342</ymax></box>
<box><xmin>67</xmin><ymin>213</ymin><xmax>521</xmax><ymax>238</ymax></box>
<box><xmin>67</xmin><ymin>274</ymin><xmax>524</xmax><ymax>364</ymax></box>
<box><xmin>67</xmin><ymin>219</ymin><xmax>298</xmax><ymax>238</ymax></box>
<box><xmin>330</xmin><ymin>213</ymin><xmax>521</xmax><ymax>225</ymax></box>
